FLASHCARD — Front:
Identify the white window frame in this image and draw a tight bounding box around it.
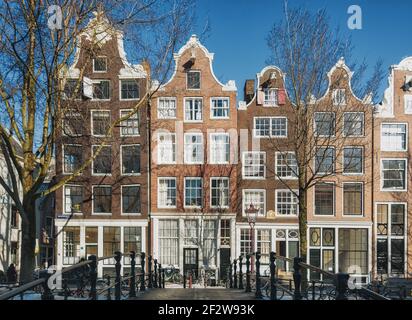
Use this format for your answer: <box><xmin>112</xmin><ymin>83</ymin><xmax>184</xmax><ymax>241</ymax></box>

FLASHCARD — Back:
<box><xmin>404</xmin><ymin>95</ymin><xmax>412</xmax><ymax>114</ymax></box>
<box><xmin>275</xmin><ymin>152</ymin><xmax>298</xmax><ymax>180</ymax></box>
<box><xmin>92</xmin><ymin>185</ymin><xmax>112</xmax><ymax>216</ymax></box>
<box><xmin>263</xmin><ymin>88</ymin><xmax>278</xmax><ymax>107</ymax></box>
<box><xmin>253</xmin><ymin>117</ymin><xmax>288</xmax><ymax>138</ymax></box>
<box><xmin>157</xmin><ymin>97</ymin><xmax>177</xmax><ymax>119</ymax></box>
<box><xmin>186</xmin><ymin>70</ymin><xmax>201</xmax><ymax>90</ymax></box>
<box><xmin>62</xmin><ymin>144</ymin><xmax>82</xmax><ymax>175</ymax></box>
<box><xmin>184</xmin><ymin>177</ymin><xmax>203</xmax><ymax>209</ymax></box>
<box><xmin>275</xmin><ymin>189</ymin><xmax>299</xmax><ymax>216</ymax></box>
<box><xmin>91</xmin><ymin>110</ymin><xmax>111</xmax><ymax>137</ymax></box>
<box><xmin>157</xmin><ymin>132</ymin><xmax>176</xmax><ymax>164</ymax></box>
<box><xmin>158</xmin><ymin>177</ymin><xmax>177</xmax><ymax>209</ymax></box>
<box><xmin>120</xmin><ymin>144</ymin><xmax>141</xmax><ymax>176</ymax></box>
<box><xmin>314</xmin><ymin>112</ymin><xmax>336</xmax><ymax>137</ymax></box>
<box><xmin>91</xmin><ymin>79</ymin><xmax>110</xmax><ymax>101</ymax></box>
<box><xmin>184</xmin><ymin>132</ymin><xmax>204</xmax><ymax>164</ymax></box>
<box><xmin>380</xmin><ymin>158</ymin><xmax>408</xmax><ymax>192</ymax></box>
<box><xmin>184</xmin><ymin>97</ymin><xmax>203</xmax><ymax>122</ymax></box>
<box><xmin>342</xmin><ymin>182</ymin><xmax>364</xmax><ymax>217</ymax></box>
<box><xmin>119</xmin><ymin>109</ymin><xmax>139</xmax><ymax>137</ymax></box>
<box><xmin>210</xmin><ymin>177</ymin><xmax>230</xmax><ymax>209</ymax></box>
<box><xmin>342</xmin><ymin>146</ymin><xmax>364</xmax><ymax>175</ymax></box>
<box><xmin>91</xmin><ymin>145</ymin><xmax>112</xmax><ymax>177</ymax></box>
<box><xmin>121</xmin><ymin>185</ymin><xmax>141</xmax><ymax>215</ymax></box>
<box><xmin>343</xmin><ymin>112</ymin><xmax>364</xmax><ymax>137</ymax></box>
<box><xmin>119</xmin><ymin>79</ymin><xmax>140</xmax><ymax>101</ymax></box>
<box><xmin>314</xmin><ymin>146</ymin><xmax>336</xmax><ymax>175</ymax></box>
<box><xmin>62</xmin><ymin>111</ymin><xmax>82</xmax><ymax>137</ymax></box>
<box><xmin>63</xmin><ymin>184</ymin><xmax>83</xmax><ymax>215</ymax></box>
<box><xmin>210</xmin><ymin>133</ymin><xmax>230</xmax><ymax>164</ymax></box>
<box><xmin>313</xmin><ymin>182</ymin><xmax>335</xmax><ymax>217</ymax></box>
<box><xmin>242</xmin><ymin>151</ymin><xmax>266</xmax><ymax>180</ymax></box>
<box><xmin>242</xmin><ymin>189</ymin><xmax>266</xmax><ymax>217</ymax></box>
<box><xmin>93</xmin><ymin>56</ymin><xmax>107</xmax><ymax>73</ymax></box>
<box><xmin>381</xmin><ymin>123</ymin><xmax>408</xmax><ymax>152</ymax></box>
<box><xmin>332</xmin><ymin>88</ymin><xmax>346</xmax><ymax>105</ymax></box>
<box><xmin>210</xmin><ymin>97</ymin><xmax>230</xmax><ymax>119</ymax></box>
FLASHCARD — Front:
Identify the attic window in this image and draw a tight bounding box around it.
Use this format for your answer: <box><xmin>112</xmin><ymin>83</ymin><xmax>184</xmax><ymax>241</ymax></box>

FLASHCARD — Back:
<box><xmin>93</xmin><ymin>57</ymin><xmax>107</xmax><ymax>72</ymax></box>
<box><xmin>187</xmin><ymin>70</ymin><xmax>201</xmax><ymax>90</ymax></box>
<box><xmin>263</xmin><ymin>88</ymin><xmax>278</xmax><ymax>106</ymax></box>
<box><xmin>332</xmin><ymin>89</ymin><xmax>346</xmax><ymax>105</ymax></box>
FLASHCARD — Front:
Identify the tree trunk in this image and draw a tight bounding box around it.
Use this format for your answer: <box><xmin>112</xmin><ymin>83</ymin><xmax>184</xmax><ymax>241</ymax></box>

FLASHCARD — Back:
<box><xmin>298</xmin><ymin>188</ymin><xmax>308</xmax><ymax>293</ymax></box>
<box><xmin>19</xmin><ymin>202</ymin><xmax>37</xmax><ymax>283</ymax></box>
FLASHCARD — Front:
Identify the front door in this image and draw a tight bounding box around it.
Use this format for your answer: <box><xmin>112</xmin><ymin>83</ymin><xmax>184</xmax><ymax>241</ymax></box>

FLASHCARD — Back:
<box><xmin>219</xmin><ymin>248</ymin><xmax>230</xmax><ymax>281</ymax></box>
<box><xmin>183</xmin><ymin>248</ymin><xmax>198</xmax><ymax>279</ymax></box>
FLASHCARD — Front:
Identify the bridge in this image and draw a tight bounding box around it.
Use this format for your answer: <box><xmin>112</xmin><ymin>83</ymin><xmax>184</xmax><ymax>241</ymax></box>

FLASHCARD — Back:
<box><xmin>0</xmin><ymin>251</ymin><xmax>393</xmax><ymax>301</ymax></box>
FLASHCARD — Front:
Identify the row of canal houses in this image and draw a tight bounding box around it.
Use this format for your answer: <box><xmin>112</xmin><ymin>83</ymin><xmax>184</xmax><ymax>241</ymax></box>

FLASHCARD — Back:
<box><xmin>53</xmin><ymin>12</ymin><xmax>411</xmax><ymax>281</ymax></box>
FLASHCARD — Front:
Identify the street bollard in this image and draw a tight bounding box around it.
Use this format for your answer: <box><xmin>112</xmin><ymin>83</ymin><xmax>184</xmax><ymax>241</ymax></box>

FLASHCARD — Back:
<box><xmin>154</xmin><ymin>259</ymin><xmax>158</xmax><ymax>288</ymax></box>
<box><xmin>255</xmin><ymin>252</ymin><xmax>262</xmax><ymax>299</ymax></box>
<box><xmin>89</xmin><ymin>255</ymin><xmax>97</xmax><ymax>300</ymax></box>
<box><xmin>293</xmin><ymin>257</ymin><xmax>303</xmax><ymax>300</ymax></box>
<box><xmin>129</xmin><ymin>251</ymin><xmax>136</xmax><ymax>298</ymax></box>
<box><xmin>114</xmin><ymin>251</ymin><xmax>122</xmax><ymax>300</ymax></box>
<box><xmin>148</xmin><ymin>255</ymin><xmax>153</xmax><ymax>288</ymax></box>
<box><xmin>270</xmin><ymin>252</ymin><xmax>277</xmax><ymax>300</ymax></box>
<box><xmin>245</xmin><ymin>254</ymin><xmax>251</xmax><ymax>293</ymax></box>
<box><xmin>335</xmin><ymin>273</ymin><xmax>349</xmax><ymax>300</ymax></box>
<box><xmin>233</xmin><ymin>259</ymin><xmax>238</xmax><ymax>289</ymax></box>
<box><xmin>140</xmin><ymin>252</ymin><xmax>146</xmax><ymax>292</ymax></box>
<box><xmin>239</xmin><ymin>255</ymin><xmax>244</xmax><ymax>290</ymax></box>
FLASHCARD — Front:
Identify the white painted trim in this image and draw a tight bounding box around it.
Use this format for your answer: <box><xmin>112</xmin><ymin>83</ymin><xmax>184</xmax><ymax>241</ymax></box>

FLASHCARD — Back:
<box><xmin>241</xmin><ymin>151</ymin><xmax>266</xmax><ymax>180</ymax></box>
<box><xmin>183</xmin><ymin>97</ymin><xmax>203</xmax><ymax>123</ymax></box>
<box><xmin>253</xmin><ymin>116</ymin><xmax>288</xmax><ymax>139</ymax></box>
<box><xmin>313</xmin><ymin>112</ymin><xmax>336</xmax><ymax>138</ymax></box>
<box><xmin>62</xmin><ymin>184</ymin><xmax>84</xmax><ymax>216</ymax></box>
<box><xmin>275</xmin><ymin>151</ymin><xmax>298</xmax><ymax>180</ymax></box>
<box><xmin>209</xmin><ymin>132</ymin><xmax>230</xmax><ymax>164</ymax></box>
<box><xmin>184</xmin><ymin>132</ymin><xmax>204</xmax><ymax>164</ymax></box>
<box><xmin>274</xmin><ymin>189</ymin><xmax>299</xmax><ymax>217</ymax></box>
<box><xmin>186</xmin><ymin>69</ymin><xmax>201</xmax><ymax>90</ymax></box>
<box><xmin>242</xmin><ymin>189</ymin><xmax>266</xmax><ymax>217</ymax></box>
<box><xmin>90</xmin><ymin>79</ymin><xmax>111</xmax><ymax>101</ymax></box>
<box><xmin>118</xmin><ymin>79</ymin><xmax>140</xmax><ymax>101</ymax></box>
<box><xmin>157</xmin><ymin>132</ymin><xmax>177</xmax><ymax>164</ymax></box>
<box><xmin>183</xmin><ymin>177</ymin><xmax>203</xmax><ymax>209</ymax></box>
<box><xmin>380</xmin><ymin>158</ymin><xmax>408</xmax><ymax>192</ymax></box>
<box><xmin>314</xmin><ymin>146</ymin><xmax>336</xmax><ymax>175</ymax></box>
<box><xmin>342</xmin><ymin>112</ymin><xmax>365</xmax><ymax>138</ymax></box>
<box><xmin>93</xmin><ymin>56</ymin><xmax>108</xmax><ymax>73</ymax></box>
<box><xmin>380</xmin><ymin>122</ymin><xmax>408</xmax><ymax>152</ymax></box>
<box><xmin>210</xmin><ymin>97</ymin><xmax>230</xmax><ymax>120</ymax></box>
<box><xmin>157</xmin><ymin>97</ymin><xmax>177</xmax><ymax>120</ymax></box>
<box><xmin>342</xmin><ymin>146</ymin><xmax>364</xmax><ymax>175</ymax></box>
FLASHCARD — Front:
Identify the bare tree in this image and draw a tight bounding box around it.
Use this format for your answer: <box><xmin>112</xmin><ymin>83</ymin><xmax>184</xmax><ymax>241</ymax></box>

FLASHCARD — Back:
<box><xmin>0</xmin><ymin>0</ymin><xmax>194</xmax><ymax>282</ymax></box>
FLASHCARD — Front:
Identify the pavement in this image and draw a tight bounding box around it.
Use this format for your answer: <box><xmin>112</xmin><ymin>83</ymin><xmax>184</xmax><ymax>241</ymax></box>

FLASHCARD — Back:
<box><xmin>131</xmin><ymin>288</ymin><xmax>258</xmax><ymax>300</ymax></box>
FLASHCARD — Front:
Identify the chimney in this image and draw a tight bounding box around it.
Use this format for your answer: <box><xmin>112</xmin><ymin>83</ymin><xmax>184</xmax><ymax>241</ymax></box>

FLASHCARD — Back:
<box><xmin>244</xmin><ymin>79</ymin><xmax>255</xmax><ymax>104</ymax></box>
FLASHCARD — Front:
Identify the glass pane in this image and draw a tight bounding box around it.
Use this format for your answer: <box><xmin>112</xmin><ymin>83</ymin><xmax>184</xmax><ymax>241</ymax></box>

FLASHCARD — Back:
<box><xmin>322</xmin><ymin>228</ymin><xmax>335</xmax><ymax>247</ymax></box>
<box><xmin>309</xmin><ymin>228</ymin><xmax>321</xmax><ymax>246</ymax></box>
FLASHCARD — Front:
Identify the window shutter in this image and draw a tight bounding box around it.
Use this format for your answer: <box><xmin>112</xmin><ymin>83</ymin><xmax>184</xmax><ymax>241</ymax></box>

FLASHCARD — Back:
<box><xmin>83</xmin><ymin>76</ymin><xmax>93</xmax><ymax>99</ymax></box>
<box><xmin>257</xmin><ymin>89</ymin><xmax>264</xmax><ymax>105</ymax></box>
<box><xmin>278</xmin><ymin>89</ymin><xmax>286</xmax><ymax>105</ymax></box>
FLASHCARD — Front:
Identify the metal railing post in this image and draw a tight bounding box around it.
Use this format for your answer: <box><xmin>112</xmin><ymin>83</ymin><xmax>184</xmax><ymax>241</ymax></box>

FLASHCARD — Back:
<box><xmin>89</xmin><ymin>255</ymin><xmax>97</xmax><ymax>300</ymax></box>
<box><xmin>229</xmin><ymin>260</ymin><xmax>233</xmax><ymax>288</ymax></box>
<box><xmin>154</xmin><ymin>259</ymin><xmax>158</xmax><ymax>288</ymax></box>
<box><xmin>238</xmin><ymin>255</ymin><xmax>244</xmax><ymax>290</ymax></box>
<box><xmin>183</xmin><ymin>272</ymin><xmax>186</xmax><ymax>289</ymax></box>
<box><xmin>62</xmin><ymin>279</ymin><xmax>68</xmax><ymax>300</ymax></box>
<box><xmin>245</xmin><ymin>254</ymin><xmax>251</xmax><ymax>293</ymax></box>
<box><xmin>41</xmin><ymin>270</ymin><xmax>54</xmax><ymax>300</ymax></box>
<box><xmin>336</xmin><ymin>273</ymin><xmax>349</xmax><ymax>300</ymax></box>
<box><xmin>158</xmin><ymin>264</ymin><xmax>162</xmax><ymax>289</ymax></box>
<box><xmin>129</xmin><ymin>251</ymin><xmax>136</xmax><ymax>298</ymax></box>
<box><xmin>162</xmin><ymin>268</ymin><xmax>165</xmax><ymax>288</ymax></box>
<box><xmin>148</xmin><ymin>255</ymin><xmax>153</xmax><ymax>288</ymax></box>
<box><xmin>140</xmin><ymin>252</ymin><xmax>146</xmax><ymax>292</ymax></box>
<box><xmin>107</xmin><ymin>276</ymin><xmax>111</xmax><ymax>300</ymax></box>
<box><xmin>312</xmin><ymin>280</ymin><xmax>316</xmax><ymax>300</ymax></box>
<box><xmin>255</xmin><ymin>252</ymin><xmax>262</xmax><ymax>299</ymax></box>
<box><xmin>114</xmin><ymin>251</ymin><xmax>122</xmax><ymax>300</ymax></box>
<box><xmin>270</xmin><ymin>252</ymin><xmax>277</xmax><ymax>300</ymax></box>
<box><xmin>293</xmin><ymin>257</ymin><xmax>303</xmax><ymax>300</ymax></box>
<box><xmin>233</xmin><ymin>259</ymin><xmax>238</xmax><ymax>289</ymax></box>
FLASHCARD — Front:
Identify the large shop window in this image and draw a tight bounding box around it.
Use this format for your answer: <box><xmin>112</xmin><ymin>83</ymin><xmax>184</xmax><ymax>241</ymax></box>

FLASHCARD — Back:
<box><xmin>63</xmin><ymin>227</ymin><xmax>80</xmax><ymax>265</ymax></box>
<box><xmin>159</xmin><ymin>220</ymin><xmax>179</xmax><ymax>266</ymax></box>
<box><xmin>85</xmin><ymin>227</ymin><xmax>98</xmax><ymax>258</ymax></box>
<box><xmin>184</xmin><ymin>220</ymin><xmax>198</xmax><ymax>246</ymax></box>
<box><xmin>124</xmin><ymin>227</ymin><xmax>142</xmax><ymax>264</ymax></box>
<box><xmin>275</xmin><ymin>229</ymin><xmax>299</xmax><ymax>272</ymax></box>
<box><xmin>103</xmin><ymin>227</ymin><xmax>120</xmax><ymax>264</ymax></box>
<box><xmin>377</xmin><ymin>203</ymin><xmax>405</xmax><ymax>275</ymax></box>
<box><xmin>308</xmin><ymin>228</ymin><xmax>335</xmax><ymax>280</ymax></box>
<box><xmin>338</xmin><ymin>229</ymin><xmax>368</xmax><ymax>275</ymax></box>
<box><xmin>257</xmin><ymin>229</ymin><xmax>271</xmax><ymax>265</ymax></box>
<box><xmin>203</xmin><ymin>220</ymin><xmax>217</xmax><ymax>267</ymax></box>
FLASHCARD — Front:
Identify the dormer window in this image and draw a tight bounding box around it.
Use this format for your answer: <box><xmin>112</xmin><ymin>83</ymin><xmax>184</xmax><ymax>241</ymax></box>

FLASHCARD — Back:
<box><xmin>93</xmin><ymin>57</ymin><xmax>107</xmax><ymax>73</ymax></box>
<box><xmin>187</xmin><ymin>70</ymin><xmax>201</xmax><ymax>90</ymax></box>
<box><xmin>263</xmin><ymin>88</ymin><xmax>278</xmax><ymax>106</ymax></box>
<box><xmin>332</xmin><ymin>89</ymin><xmax>346</xmax><ymax>105</ymax></box>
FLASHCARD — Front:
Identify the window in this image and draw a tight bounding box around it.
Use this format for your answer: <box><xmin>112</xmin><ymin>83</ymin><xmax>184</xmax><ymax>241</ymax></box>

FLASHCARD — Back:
<box><xmin>381</xmin><ymin>159</ymin><xmax>407</xmax><ymax>191</ymax></box>
<box><xmin>93</xmin><ymin>57</ymin><xmax>107</xmax><ymax>72</ymax></box>
<box><xmin>343</xmin><ymin>147</ymin><xmax>363</xmax><ymax>174</ymax></box>
<box><xmin>276</xmin><ymin>190</ymin><xmax>298</xmax><ymax>216</ymax></box>
<box><xmin>343</xmin><ymin>183</ymin><xmax>363</xmax><ymax>216</ymax></box>
<box><xmin>314</xmin><ymin>183</ymin><xmax>334</xmax><ymax>216</ymax></box>
<box><xmin>103</xmin><ymin>227</ymin><xmax>120</xmax><ymax>264</ymax></box>
<box><xmin>187</xmin><ymin>70</ymin><xmax>200</xmax><ymax>89</ymax></box>
<box><xmin>242</xmin><ymin>190</ymin><xmax>265</xmax><ymax>216</ymax></box>
<box><xmin>254</xmin><ymin>117</ymin><xmax>287</xmax><ymax>138</ymax></box>
<box><xmin>85</xmin><ymin>227</ymin><xmax>98</xmax><ymax>258</ymax></box>
<box><xmin>63</xmin><ymin>112</ymin><xmax>83</xmax><ymax>136</ymax></box>
<box><xmin>122</xmin><ymin>185</ymin><xmax>141</xmax><ymax>215</ymax></box>
<box><xmin>92</xmin><ymin>146</ymin><xmax>112</xmax><ymax>175</ymax></box>
<box><xmin>314</xmin><ymin>112</ymin><xmax>335</xmax><ymax>137</ymax></box>
<box><xmin>120</xmin><ymin>110</ymin><xmax>139</xmax><ymax>136</ymax></box>
<box><xmin>276</xmin><ymin>152</ymin><xmax>298</xmax><ymax>179</ymax></box>
<box><xmin>257</xmin><ymin>229</ymin><xmax>271</xmax><ymax>264</ymax></box>
<box><xmin>276</xmin><ymin>229</ymin><xmax>299</xmax><ymax>272</ymax></box>
<box><xmin>92</xmin><ymin>80</ymin><xmax>110</xmax><ymax>100</ymax></box>
<box><xmin>183</xmin><ymin>220</ymin><xmax>198</xmax><ymax>245</ymax></box>
<box><xmin>211</xmin><ymin>178</ymin><xmax>229</xmax><ymax>208</ymax></box>
<box><xmin>211</xmin><ymin>98</ymin><xmax>230</xmax><ymax>118</ymax></box>
<box><xmin>315</xmin><ymin>147</ymin><xmax>335</xmax><ymax>174</ymax></box>
<box><xmin>91</xmin><ymin>111</ymin><xmax>110</xmax><ymax>136</ymax></box>
<box><xmin>124</xmin><ymin>227</ymin><xmax>142</xmax><ymax>264</ymax></box>
<box><xmin>158</xmin><ymin>178</ymin><xmax>177</xmax><ymax>208</ymax></box>
<box><xmin>64</xmin><ymin>79</ymin><xmax>82</xmax><ymax>100</ymax></box>
<box><xmin>158</xmin><ymin>133</ymin><xmax>176</xmax><ymax>164</ymax></box>
<box><xmin>63</xmin><ymin>145</ymin><xmax>82</xmax><ymax>174</ymax></box>
<box><xmin>381</xmin><ymin>124</ymin><xmax>407</xmax><ymax>151</ymax></box>
<box><xmin>10</xmin><ymin>242</ymin><xmax>18</xmax><ymax>265</ymax></box>
<box><xmin>344</xmin><ymin>113</ymin><xmax>364</xmax><ymax>137</ymax></box>
<box><xmin>242</xmin><ymin>152</ymin><xmax>265</xmax><ymax>179</ymax></box>
<box><xmin>332</xmin><ymin>89</ymin><xmax>346</xmax><ymax>105</ymax></box>
<box><xmin>121</xmin><ymin>145</ymin><xmax>140</xmax><ymax>175</ymax></box>
<box><xmin>93</xmin><ymin>186</ymin><xmax>112</xmax><ymax>214</ymax></box>
<box><xmin>184</xmin><ymin>178</ymin><xmax>202</xmax><ymax>208</ymax></box>
<box><xmin>309</xmin><ymin>228</ymin><xmax>335</xmax><ymax>278</ymax></box>
<box><xmin>338</xmin><ymin>229</ymin><xmax>368</xmax><ymax>274</ymax></box>
<box><xmin>377</xmin><ymin>204</ymin><xmax>405</xmax><ymax>275</ymax></box>
<box><xmin>158</xmin><ymin>98</ymin><xmax>177</xmax><ymax>119</ymax></box>
<box><xmin>263</xmin><ymin>88</ymin><xmax>278</xmax><ymax>106</ymax></box>
<box><xmin>240</xmin><ymin>229</ymin><xmax>252</xmax><ymax>257</ymax></box>
<box><xmin>210</xmin><ymin>133</ymin><xmax>230</xmax><ymax>164</ymax></box>
<box><xmin>184</xmin><ymin>133</ymin><xmax>203</xmax><ymax>164</ymax></box>
<box><xmin>220</xmin><ymin>220</ymin><xmax>231</xmax><ymax>246</ymax></box>
<box><xmin>10</xmin><ymin>206</ymin><xmax>18</xmax><ymax>228</ymax></box>
<box><xmin>120</xmin><ymin>80</ymin><xmax>139</xmax><ymax>100</ymax></box>
<box><xmin>203</xmin><ymin>220</ymin><xmax>217</xmax><ymax>266</ymax></box>
<box><xmin>404</xmin><ymin>95</ymin><xmax>412</xmax><ymax>114</ymax></box>
<box><xmin>185</xmin><ymin>98</ymin><xmax>203</xmax><ymax>121</ymax></box>
<box><xmin>63</xmin><ymin>227</ymin><xmax>80</xmax><ymax>264</ymax></box>
<box><xmin>159</xmin><ymin>220</ymin><xmax>179</xmax><ymax>266</ymax></box>
<box><xmin>64</xmin><ymin>185</ymin><xmax>83</xmax><ymax>214</ymax></box>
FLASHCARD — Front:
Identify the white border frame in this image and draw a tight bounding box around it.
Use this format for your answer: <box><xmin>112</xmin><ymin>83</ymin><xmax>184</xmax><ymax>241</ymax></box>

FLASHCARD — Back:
<box><xmin>186</xmin><ymin>70</ymin><xmax>201</xmax><ymax>91</ymax></box>
<box><xmin>209</xmin><ymin>132</ymin><xmax>230</xmax><ymax>164</ymax></box>
<box><xmin>62</xmin><ymin>144</ymin><xmax>82</xmax><ymax>175</ymax></box>
<box><xmin>120</xmin><ymin>184</ymin><xmax>142</xmax><ymax>216</ymax></box>
<box><xmin>183</xmin><ymin>177</ymin><xmax>203</xmax><ymax>209</ymax></box>
<box><xmin>253</xmin><ymin>116</ymin><xmax>288</xmax><ymax>139</ymax></box>
<box><xmin>342</xmin><ymin>112</ymin><xmax>365</xmax><ymax>137</ymax></box>
<box><xmin>62</xmin><ymin>184</ymin><xmax>84</xmax><ymax>216</ymax></box>
<box><xmin>157</xmin><ymin>97</ymin><xmax>177</xmax><ymax>120</ymax></box>
<box><xmin>119</xmin><ymin>79</ymin><xmax>140</xmax><ymax>101</ymax></box>
<box><xmin>241</xmin><ymin>151</ymin><xmax>266</xmax><ymax>180</ymax></box>
<box><xmin>380</xmin><ymin>123</ymin><xmax>408</xmax><ymax>152</ymax></box>
<box><xmin>342</xmin><ymin>146</ymin><xmax>364</xmax><ymax>176</ymax></box>
<box><xmin>119</xmin><ymin>109</ymin><xmax>140</xmax><ymax>137</ymax></box>
<box><xmin>210</xmin><ymin>97</ymin><xmax>230</xmax><ymax>120</ymax></box>
<box><xmin>90</xmin><ymin>79</ymin><xmax>111</xmax><ymax>101</ymax></box>
<box><xmin>184</xmin><ymin>132</ymin><xmax>204</xmax><ymax>164</ymax></box>
<box><xmin>242</xmin><ymin>189</ymin><xmax>266</xmax><ymax>217</ymax></box>
<box><xmin>93</xmin><ymin>56</ymin><xmax>108</xmax><ymax>73</ymax></box>
<box><xmin>380</xmin><ymin>158</ymin><xmax>408</xmax><ymax>192</ymax></box>
<box><xmin>275</xmin><ymin>151</ymin><xmax>298</xmax><ymax>180</ymax></box>
<box><xmin>313</xmin><ymin>112</ymin><xmax>336</xmax><ymax>138</ymax></box>
<box><xmin>157</xmin><ymin>132</ymin><xmax>177</xmax><ymax>164</ymax></box>
<box><xmin>90</xmin><ymin>110</ymin><xmax>111</xmax><ymax>137</ymax></box>
<box><xmin>210</xmin><ymin>177</ymin><xmax>230</xmax><ymax>209</ymax></box>
<box><xmin>275</xmin><ymin>189</ymin><xmax>299</xmax><ymax>217</ymax></box>
<box><xmin>157</xmin><ymin>177</ymin><xmax>177</xmax><ymax>209</ymax></box>
<box><xmin>313</xmin><ymin>182</ymin><xmax>335</xmax><ymax>217</ymax></box>
<box><xmin>184</xmin><ymin>97</ymin><xmax>203</xmax><ymax>123</ymax></box>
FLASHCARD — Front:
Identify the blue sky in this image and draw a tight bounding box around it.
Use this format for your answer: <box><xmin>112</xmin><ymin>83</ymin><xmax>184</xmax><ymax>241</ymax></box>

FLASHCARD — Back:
<box><xmin>191</xmin><ymin>0</ymin><xmax>412</xmax><ymax>101</ymax></box>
